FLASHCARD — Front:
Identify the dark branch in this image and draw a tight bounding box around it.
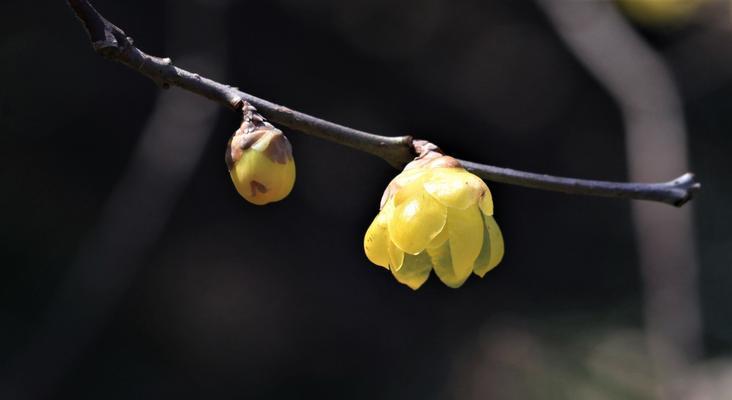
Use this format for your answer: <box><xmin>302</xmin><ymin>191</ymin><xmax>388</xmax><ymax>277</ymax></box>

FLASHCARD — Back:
<box><xmin>460</xmin><ymin>162</ymin><xmax>699</xmax><ymax>206</ymax></box>
<box><xmin>66</xmin><ymin>0</ymin><xmax>700</xmax><ymax>207</ymax></box>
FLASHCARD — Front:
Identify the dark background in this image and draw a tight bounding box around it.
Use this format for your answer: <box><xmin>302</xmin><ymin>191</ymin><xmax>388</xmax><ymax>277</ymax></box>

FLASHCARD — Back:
<box><xmin>1</xmin><ymin>0</ymin><xmax>731</xmax><ymax>399</ymax></box>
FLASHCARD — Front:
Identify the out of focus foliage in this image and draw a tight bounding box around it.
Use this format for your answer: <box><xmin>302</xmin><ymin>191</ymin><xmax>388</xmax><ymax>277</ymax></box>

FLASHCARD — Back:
<box><xmin>618</xmin><ymin>0</ymin><xmax>707</xmax><ymax>27</ymax></box>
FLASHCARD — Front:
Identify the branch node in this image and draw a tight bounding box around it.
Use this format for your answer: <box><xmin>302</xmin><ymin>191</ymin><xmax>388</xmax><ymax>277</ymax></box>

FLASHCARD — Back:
<box><xmin>229</xmin><ymin>96</ymin><xmax>244</xmax><ymax>110</ymax></box>
<box><xmin>92</xmin><ymin>41</ymin><xmax>119</xmax><ymax>57</ymax></box>
<box><xmin>411</xmin><ymin>138</ymin><xmax>440</xmax><ymax>158</ymax></box>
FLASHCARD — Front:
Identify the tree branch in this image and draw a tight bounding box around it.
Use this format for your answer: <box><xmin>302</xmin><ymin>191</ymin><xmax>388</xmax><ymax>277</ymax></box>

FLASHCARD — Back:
<box><xmin>67</xmin><ymin>0</ymin><xmax>700</xmax><ymax>207</ymax></box>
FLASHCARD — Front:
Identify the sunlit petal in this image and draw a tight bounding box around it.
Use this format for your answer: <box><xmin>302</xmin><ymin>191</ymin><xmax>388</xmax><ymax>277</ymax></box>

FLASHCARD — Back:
<box><xmin>447</xmin><ymin>204</ymin><xmax>483</xmax><ymax>281</ymax></box>
<box><xmin>389</xmin><ymin>192</ymin><xmax>447</xmax><ymax>255</ymax></box>
<box><xmin>423</xmin><ymin>168</ymin><xmax>485</xmax><ymax>209</ymax></box>
<box><xmin>392</xmin><ymin>170</ymin><xmax>431</xmax><ymax>206</ymax></box>
<box><xmin>381</xmin><ymin>168</ymin><xmax>426</xmax><ymax>208</ymax></box>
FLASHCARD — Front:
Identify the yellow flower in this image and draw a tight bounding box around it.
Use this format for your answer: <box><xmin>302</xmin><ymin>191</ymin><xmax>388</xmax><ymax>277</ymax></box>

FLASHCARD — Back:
<box><xmin>226</xmin><ymin>104</ymin><xmax>295</xmax><ymax>205</ymax></box>
<box><xmin>364</xmin><ymin>153</ymin><xmax>504</xmax><ymax>289</ymax></box>
<box><xmin>617</xmin><ymin>0</ymin><xmax>706</xmax><ymax>27</ymax></box>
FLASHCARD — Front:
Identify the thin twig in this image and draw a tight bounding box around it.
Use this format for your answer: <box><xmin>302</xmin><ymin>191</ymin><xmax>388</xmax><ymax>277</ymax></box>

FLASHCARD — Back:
<box><xmin>66</xmin><ymin>0</ymin><xmax>700</xmax><ymax>207</ymax></box>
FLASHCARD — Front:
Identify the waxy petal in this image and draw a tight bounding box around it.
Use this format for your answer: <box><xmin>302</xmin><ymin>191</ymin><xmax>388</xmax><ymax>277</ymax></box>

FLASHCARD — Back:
<box><xmin>479</xmin><ymin>187</ymin><xmax>493</xmax><ymax>216</ymax></box>
<box><xmin>423</xmin><ymin>168</ymin><xmax>486</xmax><ymax>209</ymax></box>
<box><xmin>473</xmin><ymin>215</ymin><xmax>504</xmax><ymax>277</ymax></box>
<box><xmin>364</xmin><ymin>209</ymin><xmax>391</xmax><ymax>269</ymax></box>
<box><xmin>230</xmin><ymin>151</ymin><xmax>295</xmax><ymax>205</ymax></box>
<box><xmin>388</xmin><ymin>191</ymin><xmax>447</xmax><ymax>255</ymax></box>
<box><xmin>427</xmin><ymin>241</ymin><xmax>469</xmax><ymax>288</ymax></box>
<box><xmin>391</xmin><ymin>252</ymin><xmax>432</xmax><ymax>290</ymax></box>
<box><xmin>388</xmin><ymin>240</ymin><xmax>404</xmax><ymax>271</ymax></box>
<box><xmin>427</xmin><ymin>225</ymin><xmax>449</xmax><ymax>249</ymax></box>
<box><xmin>380</xmin><ymin>168</ymin><xmax>427</xmax><ymax>208</ymax></box>
<box><xmin>446</xmin><ymin>205</ymin><xmax>484</xmax><ymax>281</ymax></box>
<box><xmin>392</xmin><ymin>170</ymin><xmax>431</xmax><ymax>206</ymax></box>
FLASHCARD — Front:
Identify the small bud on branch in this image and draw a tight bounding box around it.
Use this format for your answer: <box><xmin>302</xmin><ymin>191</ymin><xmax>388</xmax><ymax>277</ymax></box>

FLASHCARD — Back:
<box><xmin>226</xmin><ymin>103</ymin><xmax>296</xmax><ymax>205</ymax></box>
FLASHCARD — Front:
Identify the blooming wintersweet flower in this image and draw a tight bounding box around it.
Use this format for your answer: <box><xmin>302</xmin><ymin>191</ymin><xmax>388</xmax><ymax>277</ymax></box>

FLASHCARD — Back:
<box><xmin>364</xmin><ymin>146</ymin><xmax>504</xmax><ymax>289</ymax></box>
<box><xmin>226</xmin><ymin>104</ymin><xmax>295</xmax><ymax>205</ymax></box>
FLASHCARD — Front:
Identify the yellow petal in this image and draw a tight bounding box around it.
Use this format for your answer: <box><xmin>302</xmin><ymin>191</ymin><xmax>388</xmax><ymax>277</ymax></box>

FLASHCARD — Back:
<box><xmin>388</xmin><ymin>240</ymin><xmax>404</xmax><ymax>271</ymax></box>
<box><xmin>364</xmin><ymin>209</ymin><xmax>392</xmax><ymax>269</ymax></box>
<box><xmin>472</xmin><ymin>220</ymin><xmax>492</xmax><ymax>276</ymax></box>
<box><xmin>388</xmin><ymin>191</ymin><xmax>447</xmax><ymax>255</ymax></box>
<box><xmin>423</xmin><ymin>168</ymin><xmax>486</xmax><ymax>209</ymax></box>
<box><xmin>426</xmin><ymin>225</ymin><xmax>448</xmax><ymax>249</ymax></box>
<box><xmin>391</xmin><ymin>251</ymin><xmax>432</xmax><ymax>290</ymax></box>
<box><xmin>381</xmin><ymin>168</ymin><xmax>427</xmax><ymax>208</ymax></box>
<box><xmin>427</xmin><ymin>240</ymin><xmax>468</xmax><ymax>288</ymax></box>
<box><xmin>485</xmin><ymin>215</ymin><xmax>505</xmax><ymax>271</ymax></box>
<box><xmin>392</xmin><ymin>169</ymin><xmax>432</xmax><ymax>206</ymax></box>
<box><xmin>391</xmin><ymin>167</ymin><xmax>429</xmax><ymax>190</ymax></box>
<box><xmin>479</xmin><ymin>186</ymin><xmax>493</xmax><ymax>216</ymax></box>
<box><xmin>446</xmin><ymin>204</ymin><xmax>484</xmax><ymax>280</ymax></box>
<box><xmin>618</xmin><ymin>0</ymin><xmax>704</xmax><ymax>27</ymax></box>
<box><xmin>230</xmin><ymin>150</ymin><xmax>296</xmax><ymax>205</ymax></box>
<box><xmin>473</xmin><ymin>215</ymin><xmax>504</xmax><ymax>277</ymax></box>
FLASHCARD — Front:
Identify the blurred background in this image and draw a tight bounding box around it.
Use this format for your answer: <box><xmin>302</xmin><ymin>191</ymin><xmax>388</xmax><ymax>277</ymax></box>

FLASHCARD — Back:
<box><xmin>1</xmin><ymin>0</ymin><xmax>731</xmax><ymax>398</ymax></box>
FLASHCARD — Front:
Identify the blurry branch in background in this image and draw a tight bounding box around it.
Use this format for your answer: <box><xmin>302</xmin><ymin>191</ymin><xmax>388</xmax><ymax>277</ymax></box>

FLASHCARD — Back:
<box><xmin>66</xmin><ymin>0</ymin><xmax>701</xmax><ymax>207</ymax></box>
<box><xmin>540</xmin><ymin>1</ymin><xmax>702</xmax><ymax>399</ymax></box>
<box><xmin>4</xmin><ymin>1</ymin><xmax>229</xmax><ymax>399</ymax></box>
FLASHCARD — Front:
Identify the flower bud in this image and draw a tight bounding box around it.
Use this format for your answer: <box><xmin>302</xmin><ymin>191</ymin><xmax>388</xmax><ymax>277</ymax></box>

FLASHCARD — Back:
<box><xmin>364</xmin><ymin>142</ymin><xmax>504</xmax><ymax>289</ymax></box>
<box><xmin>618</xmin><ymin>0</ymin><xmax>705</xmax><ymax>27</ymax></box>
<box><xmin>226</xmin><ymin>103</ymin><xmax>295</xmax><ymax>205</ymax></box>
